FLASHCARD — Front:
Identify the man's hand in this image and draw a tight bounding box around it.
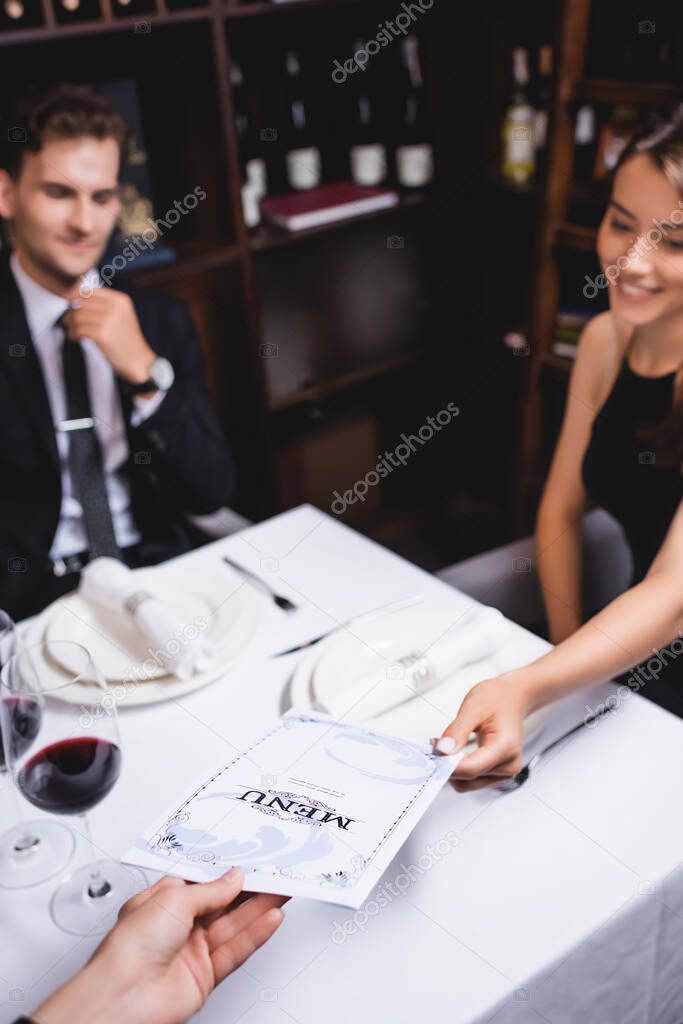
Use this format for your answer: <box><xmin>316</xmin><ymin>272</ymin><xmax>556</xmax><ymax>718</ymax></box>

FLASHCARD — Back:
<box><xmin>33</xmin><ymin>868</ymin><xmax>286</xmax><ymax>1024</ymax></box>
<box><xmin>62</xmin><ymin>287</ymin><xmax>156</xmax><ymax>385</ymax></box>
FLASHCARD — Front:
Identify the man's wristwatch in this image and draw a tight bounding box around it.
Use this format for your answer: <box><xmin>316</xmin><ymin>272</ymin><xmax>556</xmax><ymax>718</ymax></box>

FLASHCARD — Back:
<box><xmin>127</xmin><ymin>355</ymin><xmax>175</xmax><ymax>395</ymax></box>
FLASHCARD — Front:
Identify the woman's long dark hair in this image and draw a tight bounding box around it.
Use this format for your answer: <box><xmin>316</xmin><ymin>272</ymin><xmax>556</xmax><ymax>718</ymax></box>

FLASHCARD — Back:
<box><xmin>613</xmin><ymin>104</ymin><xmax>683</xmax><ymax>467</ymax></box>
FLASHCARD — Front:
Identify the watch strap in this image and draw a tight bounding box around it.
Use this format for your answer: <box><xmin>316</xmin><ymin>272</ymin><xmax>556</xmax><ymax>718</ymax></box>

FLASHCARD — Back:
<box><xmin>125</xmin><ymin>356</ymin><xmax>173</xmax><ymax>395</ymax></box>
<box><xmin>126</xmin><ymin>377</ymin><xmax>159</xmax><ymax>396</ymax></box>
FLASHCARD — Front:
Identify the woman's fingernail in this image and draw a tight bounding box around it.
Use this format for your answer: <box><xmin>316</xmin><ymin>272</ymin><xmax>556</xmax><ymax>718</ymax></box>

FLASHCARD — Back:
<box><xmin>435</xmin><ymin>736</ymin><xmax>456</xmax><ymax>754</ymax></box>
<box><xmin>225</xmin><ymin>866</ymin><xmax>242</xmax><ymax>881</ymax></box>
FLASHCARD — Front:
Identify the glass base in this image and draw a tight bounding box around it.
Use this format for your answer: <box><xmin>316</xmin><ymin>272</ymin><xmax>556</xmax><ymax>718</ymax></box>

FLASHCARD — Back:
<box><xmin>0</xmin><ymin>820</ymin><xmax>76</xmax><ymax>889</ymax></box>
<box><xmin>51</xmin><ymin>860</ymin><xmax>147</xmax><ymax>936</ymax></box>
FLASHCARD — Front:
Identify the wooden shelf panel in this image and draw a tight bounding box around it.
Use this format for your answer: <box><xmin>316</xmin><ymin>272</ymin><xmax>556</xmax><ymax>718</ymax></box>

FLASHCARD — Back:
<box><xmin>486</xmin><ymin>176</ymin><xmax>538</xmax><ymax>197</ymax></box>
<box><xmin>572</xmin><ymin>79</ymin><xmax>681</xmax><ymax>107</ymax></box>
<box><xmin>553</xmin><ymin>221</ymin><xmax>597</xmax><ymax>252</ymax></box>
<box><xmin>251</xmin><ymin>192</ymin><xmax>427</xmax><ymax>253</ymax></box>
<box><xmin>270</xmin><ymin>351</ymin><xmax>418</xmax><ymax>413</ymax></box>
<box><xmin>0</xmin><ymin>5</ymin><xmax>209</xmax><ymax>46</ymax></box>
<box><xmin>226</xmin><ymin>0</ymin><xmax>367</xmax><ymax>17</ymax></box>
<box><xmin>122</xmin><ymin>241</ymin><xmax>240</xmax><ymax>287</ymax></box>
<box><xmin>538</xmin><ymin>350</ymin><xmax>573</xmax><ymax>375</ymax></box>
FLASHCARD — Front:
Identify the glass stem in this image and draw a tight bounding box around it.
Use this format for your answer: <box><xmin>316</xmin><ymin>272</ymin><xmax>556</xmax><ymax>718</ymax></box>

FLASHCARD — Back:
<box><xmin>80</xmin><ymin>814</ymin><xmax>111</xmax><ymax>899</ymax></box>
<box><xmin>5</xmin><ymin>770</ymin><xmax>40</xmax><ymax>854</ymax></box>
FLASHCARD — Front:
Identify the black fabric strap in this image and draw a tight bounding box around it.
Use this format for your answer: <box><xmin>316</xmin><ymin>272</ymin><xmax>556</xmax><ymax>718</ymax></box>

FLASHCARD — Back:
<box><xmin>57</xmin><ymin>315</ymin><xmax>121</xmax><ymax>560</ymax></box>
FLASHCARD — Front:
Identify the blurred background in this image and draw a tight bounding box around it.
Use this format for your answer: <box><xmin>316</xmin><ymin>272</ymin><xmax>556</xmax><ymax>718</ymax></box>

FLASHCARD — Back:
<box><xmin>1</xmin><ymin>0</ymin><xmax>680</xmax><ymax>572</ymax></box>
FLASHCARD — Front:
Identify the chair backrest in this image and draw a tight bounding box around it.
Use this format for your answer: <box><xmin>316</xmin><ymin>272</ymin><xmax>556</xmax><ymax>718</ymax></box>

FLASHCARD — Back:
<box><xmin>185</xmin><ymin>507</ymin><xmax>252</xmax><ymax>540</ymax></box>
<box><xmin>436</xmin><ymin>508</ymin><xmax>633</xmax><ymax>631</ymax></box>
<box><xmin>582</xmin><ymin>507</ymin><xmax>633</xmax><ymax>616</ymax></box>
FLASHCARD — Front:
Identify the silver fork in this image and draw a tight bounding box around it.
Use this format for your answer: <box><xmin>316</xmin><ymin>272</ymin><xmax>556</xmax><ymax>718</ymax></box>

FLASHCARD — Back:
<box><xmin>496</xmin><ymin>703</ymin><xmax>615</xmax><ymax>792</ymax></box>
<box><xmin>222</xmin><ymin>555</ymin><xmax>297</xmax><ymax>612</ymax></box>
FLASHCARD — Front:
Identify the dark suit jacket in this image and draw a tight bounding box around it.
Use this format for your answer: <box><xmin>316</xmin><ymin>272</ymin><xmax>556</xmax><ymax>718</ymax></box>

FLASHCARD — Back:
<box><xmin>0</xmin><ymin>248</ymin><xmax>236</xmax><ymax>620</ymax></box>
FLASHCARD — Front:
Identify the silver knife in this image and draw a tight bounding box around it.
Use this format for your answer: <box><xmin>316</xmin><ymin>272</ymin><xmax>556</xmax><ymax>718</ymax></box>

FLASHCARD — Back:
<box><xmin>272</xmin><ymin>594</ymin><xmax>425</xmax><ymax>657</ymax></box>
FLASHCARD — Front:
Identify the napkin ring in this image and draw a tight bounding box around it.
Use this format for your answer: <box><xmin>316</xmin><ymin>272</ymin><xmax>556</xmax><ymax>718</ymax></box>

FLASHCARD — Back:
<box><xmin>125</xmin><ymin>590</ymin><xmax>154</xmax><ymax>616</ymax></box>
<box><xmin>397</xmin><ymin>652</ymin><xmax>435</xmax><ymax>694</ymax></box>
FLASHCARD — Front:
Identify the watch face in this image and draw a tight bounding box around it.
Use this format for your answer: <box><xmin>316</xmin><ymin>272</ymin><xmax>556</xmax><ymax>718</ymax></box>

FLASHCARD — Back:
<box><xmin>151</xmin><ymin>357</ymin><xmax>174</xmax><ymax>391</ymax></box>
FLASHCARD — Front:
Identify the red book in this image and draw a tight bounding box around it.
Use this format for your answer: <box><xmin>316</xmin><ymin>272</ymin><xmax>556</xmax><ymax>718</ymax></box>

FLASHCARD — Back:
<box><xmin>260</xmin><ymin>182</ymin><xmax>399</xmax><ymax>232</ymax></box>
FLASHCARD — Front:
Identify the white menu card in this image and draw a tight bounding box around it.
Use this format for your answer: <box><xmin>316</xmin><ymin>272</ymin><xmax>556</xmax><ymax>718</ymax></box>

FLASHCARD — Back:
<box><xmin>123</xmin><ymin>712</ymin><xmax>461</xmax><ymax>908</ymax></box>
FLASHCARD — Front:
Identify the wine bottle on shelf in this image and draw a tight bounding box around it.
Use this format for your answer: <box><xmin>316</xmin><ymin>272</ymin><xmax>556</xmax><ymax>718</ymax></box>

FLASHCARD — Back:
<box><xmin>1</xmin><ymin>0</ymin><xmax>43</xmax><ymax>27</ymax></box>
<box><xmin>574</xmin><ymin>104</ymin><xmax>596</xmax><ymax>181</ymax></box>
<box><xmin>283</xmin><ymin>48</ymin><xmax>321</xmax><ymax>192</ymax></box>
<box><xmin>53</xmin><ymin>0</ymin><xmax>101</xmax><ymax>22</ymax></box>
<box><xmin>228</xmin><ymin>59</ymin><xmax>267</xmax><ymax>227</ymax></box>
<box><xmin>241</xmin><ymin>159</ymin><xmax>267</xmax><ymax>230</ymax></box>
<box><xmin>348</xmin><ymin>39</ymin><xmax>388</xmax><ymax>188</ymax></box>
<box><xmin>501</xmin><ymin>46</ymin><xmax>535</xmax><ymax>187</ymax></box>
<box><xmin>533</xmin><ymin>44</ymin><xmax>553</xmax><ymax>152</ymax></box>
<box><xmin>395</xmin><ymin>35</ymin><xmax>434</xmax><ymax>190</ymax></box>
<box><xmin>231</xmin><ymin>59</ymin><xmax>250</xmax><ymax>158</ymax></box>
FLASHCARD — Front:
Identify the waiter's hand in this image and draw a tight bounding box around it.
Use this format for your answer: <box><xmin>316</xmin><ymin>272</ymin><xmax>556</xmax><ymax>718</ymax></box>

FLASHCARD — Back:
<box><xmin>433</xmin><ymin>672</ymin><xmax>535</xmax><ymax>792</ymax></box>
<box><xmin>62</xmin><ymin>287</ymin><xmax>156</xmax><ymax>385</ymax></box>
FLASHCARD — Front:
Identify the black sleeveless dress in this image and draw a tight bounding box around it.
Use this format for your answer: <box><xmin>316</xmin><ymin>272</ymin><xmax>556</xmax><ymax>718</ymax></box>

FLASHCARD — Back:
<box><xmin>582</xmin><ymin>354</ymin><xmax>683</xmax><ymax>715</ymax></box>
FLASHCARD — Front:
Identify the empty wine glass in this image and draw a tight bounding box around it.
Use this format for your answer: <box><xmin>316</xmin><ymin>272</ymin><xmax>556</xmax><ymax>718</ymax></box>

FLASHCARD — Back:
<box><xmin>0</xmin><ymin>611</ymin><xmax>75</xmax><ymax>888</ymax></box>
<box><xmin>1</xmin><ymin>641</ymin><xmax>146</xmax><ymax>934</ymax></box>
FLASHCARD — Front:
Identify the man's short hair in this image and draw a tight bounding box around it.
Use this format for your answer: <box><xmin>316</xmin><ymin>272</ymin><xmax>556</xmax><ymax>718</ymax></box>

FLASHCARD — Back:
<box><xmin>1</xmin><ymin>82</ymin><xmax>131</xmax><ymax>181</ymax></box>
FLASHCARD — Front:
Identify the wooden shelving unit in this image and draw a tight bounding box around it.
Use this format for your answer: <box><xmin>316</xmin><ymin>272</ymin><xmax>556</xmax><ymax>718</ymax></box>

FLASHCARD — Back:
<box><xmin>226</xmin><ymin>0</ymin><xmax>362</xmax><ymax>17</ymax></box>
<box><xmin>0</xmin><ymin>5</ymin><xmax>209</xmax><ymax>45</ymax></box>
<box><xmin>538</xmin><ymin>349</ymin><xmax>574</xmax><ymax>374</ymax></box>
<box><xmin>250</xmin><ymin>192</ymin><xmax>426</xmax><ymax>252</ymax></box>
<box><xmin>125</xmin><ymin>241</ymin><xmax>240</xmax><ymax>286</ymax></box>
<box><xmin>553</xmin><ymin>221</ymin><xmax>597</xmax><ymax>251</ymax></box>
<box><xmin>572</xmin><ymin>78</ymin><xmax>681</xmax><ymax>106</ymax></box>
<box><xmin>515</xmin><ymin>0</ymin><xmax>683</xmax><ymax>530</ymax></box>
<box><xmin>269</xmin><ymin>350</ymin><xmax>417</xmax><ymax>412</ymax></box>
<box><xmin>0</xmin><ymin>0</ymin><xmax>442</xmax><ymax>525</ymax></box>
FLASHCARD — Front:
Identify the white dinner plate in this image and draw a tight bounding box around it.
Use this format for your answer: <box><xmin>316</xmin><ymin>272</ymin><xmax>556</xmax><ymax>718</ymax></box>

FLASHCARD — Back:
<box><xmin>311</xmin><ymin>601</ymin><xmax>496</xmax><ymax>707</ymax></box>
<box><xmin>288</xmin><ymin>602</ymin><xmax>550</xmax><ymax>750</ymax></box>
<box><xmin>22</xmin><ymin>565</ymin><xmax>260</xmax><ymax>707</ymax></box>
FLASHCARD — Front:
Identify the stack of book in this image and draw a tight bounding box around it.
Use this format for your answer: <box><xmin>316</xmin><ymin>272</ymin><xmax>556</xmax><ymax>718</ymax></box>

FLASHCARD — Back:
<box><xmin>551</xmin><ymin>308</ymin><xmax>593</xmax><ymax>359</ymax></box>
<box><xmin>260</xmin><ymin>183</ymin><xmax>399</xmax><ymax>232</ymax></box>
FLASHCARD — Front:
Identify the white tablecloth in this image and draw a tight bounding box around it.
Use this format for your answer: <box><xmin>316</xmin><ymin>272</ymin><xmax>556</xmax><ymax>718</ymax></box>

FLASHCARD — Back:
<box><xmin>2</xmin><ymin>505</ymin><xmax>683</xmax><ymax>1024</ymax></box>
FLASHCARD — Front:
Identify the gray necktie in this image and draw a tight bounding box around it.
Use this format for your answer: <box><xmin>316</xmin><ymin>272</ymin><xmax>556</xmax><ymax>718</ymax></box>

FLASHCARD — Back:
<box><xmin>56</xmin><ymin>313</ymin><xmax>121</xmax><ymax>560</ymax></box>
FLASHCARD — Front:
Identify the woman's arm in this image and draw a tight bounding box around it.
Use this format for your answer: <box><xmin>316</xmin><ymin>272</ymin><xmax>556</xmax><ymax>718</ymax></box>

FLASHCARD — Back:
<box><xmin>520</xmin><ymin>504</ymin><xmax>683</xmax><ymax>709</ymax></box>
<box><xmin>536</xmin><ymin>313</ymin><xmax>619</xmax><ymax>643</ymax></box>
<box><xmin>436</xmin><ymin>499</ymin><xmax>683</xmax><ymax>791</ymax></box>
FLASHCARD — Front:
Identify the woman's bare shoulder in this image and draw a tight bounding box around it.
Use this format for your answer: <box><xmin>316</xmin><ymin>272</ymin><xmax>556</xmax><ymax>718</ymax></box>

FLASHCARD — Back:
<box><xmin>572</xmin><ymin>311</ymin><xmax>631</xmax><ymax>405</ymax></box>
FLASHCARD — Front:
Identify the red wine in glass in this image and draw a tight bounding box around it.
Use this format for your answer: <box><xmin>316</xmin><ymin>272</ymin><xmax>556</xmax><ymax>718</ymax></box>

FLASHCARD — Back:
<box><xmin>18</xmin><ymin>737</ymin><xmax>121</xmax><ymax>815</ymax></box>
<box><xmin>2</xmin><ymin>640</ymin><xmax>145</xmax><ymax>934</ymax></box>
<box><xmin>0</xmin><ymin>695</ymin><xmax>41</xmax><ymax>772</ymax></box>
<box><xmin>0</xmin><ymin>624</ymin><xmax>75</xmax><ymax>889</ymax></box>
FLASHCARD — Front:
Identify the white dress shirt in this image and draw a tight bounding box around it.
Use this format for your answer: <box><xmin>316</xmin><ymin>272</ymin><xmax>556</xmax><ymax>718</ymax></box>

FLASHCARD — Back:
<box><xmin>10</xmin><ymin>251</ymin><xmax>166</xmax><ymax>561</ymax></box>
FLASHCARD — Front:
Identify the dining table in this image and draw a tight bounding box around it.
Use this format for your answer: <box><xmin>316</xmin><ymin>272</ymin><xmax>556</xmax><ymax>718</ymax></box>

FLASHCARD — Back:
<box><xmin>2</xmin><ymin>503</ymin><xmax>683</xmax><ymax>1024</ymax></box>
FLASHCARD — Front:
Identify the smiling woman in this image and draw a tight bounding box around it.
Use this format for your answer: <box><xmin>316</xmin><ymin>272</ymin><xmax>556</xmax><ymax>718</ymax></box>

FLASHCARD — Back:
<box><xmin>528</xmin><ymin>104</ymin><xmax>683</xmax><ymax>714</ymax></box>
<box><xmin>594</xmin><ymin>117</ymin><xmax>683</xmax><ymax>471</ymax></box>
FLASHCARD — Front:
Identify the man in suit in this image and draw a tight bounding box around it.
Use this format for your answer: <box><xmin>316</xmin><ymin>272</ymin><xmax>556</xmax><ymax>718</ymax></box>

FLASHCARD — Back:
<box><xmin>0</xmin><ymin>83</ymin><xmax>236</xmax><ymax>620</ymax></box>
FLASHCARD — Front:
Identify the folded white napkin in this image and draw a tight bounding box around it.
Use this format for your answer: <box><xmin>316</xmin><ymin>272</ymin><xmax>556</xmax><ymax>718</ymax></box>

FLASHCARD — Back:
<box><xmin>79</xmin><ymin>557</ymin><xmax>217</xmax><ymax>681</ymax></box>
<box><xmin>317</xmin><ymin>605</ymin><xmax>511</xmax><ymax>723</ymax></box>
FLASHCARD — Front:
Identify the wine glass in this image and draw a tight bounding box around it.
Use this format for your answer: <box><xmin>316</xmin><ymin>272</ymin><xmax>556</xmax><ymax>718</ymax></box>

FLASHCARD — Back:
<box><xmin>1</xmin><ymin>640</ymin><xmax>146</xmax><ymax>934</ymax></box>
<box><xmin>0</xmin><ymin>611</ymin><xmax>75</xmax><ymax>888</ymax></box>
